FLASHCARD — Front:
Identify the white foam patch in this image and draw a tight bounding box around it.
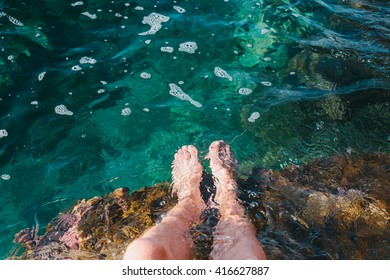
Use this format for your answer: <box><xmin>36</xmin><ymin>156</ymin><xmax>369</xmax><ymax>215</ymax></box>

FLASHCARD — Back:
<box><xmin>173</xmin><ymin>6</ymin><xmax>186</xmax><ymax>13</ymax></box>
<box><xmin>71</xmin><ymin>65</ymin><xmax>82</xmax><ymax>71</ymax></box>
<box><xmin>121</xmin><ymin>108</ymin><xmax>131</xmax><ymax>116</ymax></box>
<box><xmin>71</xmin><ymin>1</ymin><xmax>84</xmax><ymax>6</ymax></box>
<box><xmin>261</xmin><ymin>81</ymin><xmax>272</xmax><ymax>87</ymax></box>
<box><xmin>169</xmin><ymin>83</ymin><xmax>202</xmax><ymax>108</ymax></box>
<box><xmin>139</xmin><ymin>13</ymin><xmax>170</xmax><ymax>36</ymax></box>
<box><xmin>178</xmin><ymin>42</ymin><xmax>198</xmax><ymax>54</ymax></box>
<box><xmin>143</xmin><ymin>108</ymin><xmax>150</xmax><ymax>112</ymax></box>
<box><xmin>55</xmin><ymin>105</ymin><xmax>74</xmax><ymax>116</ymax></box>
<box><xmin>160</xmin><ymin>46</ymin><xmax>174</xmax><ymax>53</ymax></box>
<box><xmin>0</xmin><ymin>129</ymin><xmax>8</xmax><ymax>138</ymax></box>
<box><xmin>238</xmin><ymin>88</ymin><xmax>252</xmax><ymax>95</ymax></box>
<box><xmin>79</xmin><ymin>56</ymin><xmax>97</xmax><ymax>64</ymax></box>
<box><xmin>38</xmin><ymin>72</ymin><xmax>46</xmax><ymax>81</ymax></box>
<box><xmin>214</xmin><ymin>67</ymin><xmax>233</xmax><ymax>81</ymax></box>
<box><xmin>7</xmin><ymin>15</ymin><xmax>24</xmax><ymax>26</ymax></box>
<box><xmin>1</xmin><ymin>174</ymin><xmax>11</xmax><ymax>181</ymax></box>
<box><xmin>140</xmin><ymin>72</ymin><xmax>152</xmax><ymax>79</ymax></box>
<box><xmin>31</xmin><ymin>101</ymin><xmax>39</xmax><ymax>105</ymax></box>
<box><xmin>248</xmin><ymin>112</ymin><xmax>260</xmax><ymax>122</ymax></box>
<box><xmin>135</xmin><ymin>6</ymin><xmax>144</xmax><ymax>11</ymax></box>
<box><xmin>81</xmin><ymin>12</ymin><xmax>97</xmax><ymax>19</ymax></box>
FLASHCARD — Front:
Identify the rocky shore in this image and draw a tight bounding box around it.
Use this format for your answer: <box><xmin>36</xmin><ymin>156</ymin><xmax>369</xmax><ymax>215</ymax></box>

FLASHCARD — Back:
<box><xmin>11</xmin><ymin>153</ymin><xmax>389</xmax><ymax>260</ymax></box>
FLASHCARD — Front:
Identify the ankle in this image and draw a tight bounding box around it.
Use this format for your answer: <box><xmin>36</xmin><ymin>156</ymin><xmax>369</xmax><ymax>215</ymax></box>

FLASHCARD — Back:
<box><xmin>168</xmin><ymin>197</ymin><xmax>205</xmax><ymax>223</ymax></box>
<box><xmin>220</xmin><ymin>204</ymin><xmax>244</xmax><ymax>217</ymax></box>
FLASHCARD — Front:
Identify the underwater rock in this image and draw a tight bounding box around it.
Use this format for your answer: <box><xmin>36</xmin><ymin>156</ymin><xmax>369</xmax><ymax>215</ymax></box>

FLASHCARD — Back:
<box><xmin>239</xmin><ymin>87</ymin><xmax>390</xmax><ymax>170</ymax></box>
<box><xmin>283</xmin><ymin>51</ymin><xmax>339</xmax><ymax>90</ymax></box>
<box><xmin>353</xmin><ymin>102</ymin><xmax>390</xmax><ymax>129</ymax></box>
<box><xmin>243</xmin><ymin>153</ymin><xmax>389</xmax><ymax>259</ymax></box>
<box><xmin>232</xmin><ymin>22</ymin><xmax>280</xmax><ymax>69</ymax></box>
<box><xmin>12</xmin><ymin>184</ymin><xmax>176</xmax><ymax>259</ymax></box>
<box><xmin>11</xmin><ymin>153</ymin><xmax>389</xmax><ymax>260</ymax></box>
<box><xmin>316</xmin><ymin>95</ymin><xmax>346</xmax><ymax>121</ymax></box>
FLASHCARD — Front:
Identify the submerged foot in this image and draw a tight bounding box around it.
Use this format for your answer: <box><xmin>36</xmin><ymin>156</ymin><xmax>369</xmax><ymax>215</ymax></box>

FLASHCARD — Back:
<box><xmin>172</xmin><ymin>145</ymin><xmax>203</xmax><ymax>202</ymax></box>
<box><xmin>208</xmin><ymin>141</ymin><xmax>266</xmax><ymax>260</ymax></box>
<box><xmin>207</xmin><ymin>140</ymin><xmax>242</xmax><ymax>215</ymax></box>
<box><xmin>207</xmin><ymin>140</ymin><xmax>237</xmax><ymax>176</ymax></box>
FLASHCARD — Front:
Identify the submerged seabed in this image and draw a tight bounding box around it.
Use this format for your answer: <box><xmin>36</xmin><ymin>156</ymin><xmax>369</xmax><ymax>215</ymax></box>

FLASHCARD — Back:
<box><xmin>0</xmin><ymin>0</ymin><xmax>389</xmax><ymax>259</ymax></box>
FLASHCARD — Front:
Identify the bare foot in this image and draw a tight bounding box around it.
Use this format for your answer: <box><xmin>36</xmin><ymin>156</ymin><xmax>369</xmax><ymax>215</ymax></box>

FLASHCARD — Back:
<box><xmin>207</xmin><ymin>140</ymin><xmax>238</xmax><ymax>175</ymax></box>
<box><xmin>208</xmin><ymin>140</ymin><xmax>267</xmax><ymax>260</ymax></box>
<box><xmin>172</xmin><ymin>145</ymin><xmax>203</xmax><ymax>203</ymax></box>
<box><xmin>207</xmin><ymin>140</ymin><xmax>242</xmax><ymax>216</ymax></box>
<box><xmin>123</xmin><ymin>145</ymin><xmax>205</xmax><ymax>260</ymax></box>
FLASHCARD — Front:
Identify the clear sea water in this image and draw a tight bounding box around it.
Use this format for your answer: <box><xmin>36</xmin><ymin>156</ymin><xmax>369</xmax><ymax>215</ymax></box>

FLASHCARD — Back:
<box><xmin>0</xmin><ymin>0</ymin><xmax>389</xmax><ymax>259</ymax></box>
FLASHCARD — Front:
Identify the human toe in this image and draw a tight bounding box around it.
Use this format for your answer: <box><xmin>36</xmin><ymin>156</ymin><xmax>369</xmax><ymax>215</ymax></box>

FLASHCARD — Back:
<box><xmin>187</xmin><ymin>145</ymin><xmax>198</xmax><ymax>158</ymax></box>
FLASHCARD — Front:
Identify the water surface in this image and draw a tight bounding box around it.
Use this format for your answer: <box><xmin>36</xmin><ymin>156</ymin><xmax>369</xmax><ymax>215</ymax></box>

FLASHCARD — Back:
<box><xmin>0</xmin><ymin>0</ymin><xmax>389</xmax><ymax>259</ymax></box>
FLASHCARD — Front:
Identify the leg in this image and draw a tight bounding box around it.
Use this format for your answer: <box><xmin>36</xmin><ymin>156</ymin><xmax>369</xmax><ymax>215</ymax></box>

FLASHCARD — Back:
<box><xmin>207</xmin><ymin>140</ymin><xmax>267</xmax><ymax>260</ymax></box>
<box><xmin>123</xmin><ymin>145</ymin><xmax>205</xmax><ymax>260</ymax></box>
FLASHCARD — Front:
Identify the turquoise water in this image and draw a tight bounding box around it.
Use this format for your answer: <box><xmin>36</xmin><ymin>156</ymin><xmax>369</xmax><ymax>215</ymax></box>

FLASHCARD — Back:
<box><xmin>0</xmin><ymin>0</ymin><xmax>389</xmax><ymax>259</ymax></box>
